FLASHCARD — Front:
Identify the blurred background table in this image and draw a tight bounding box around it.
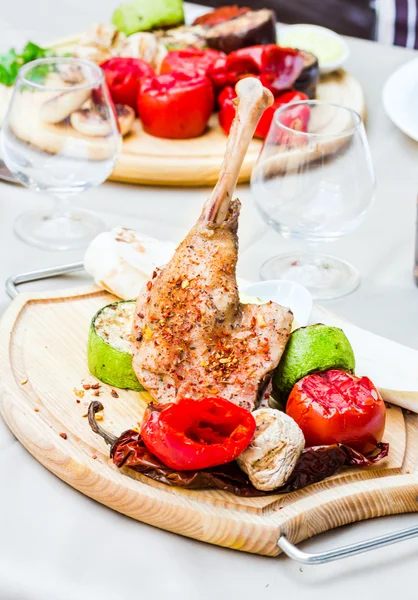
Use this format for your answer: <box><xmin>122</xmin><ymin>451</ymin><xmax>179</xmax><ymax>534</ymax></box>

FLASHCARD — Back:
<box><xmin>1</xmin><ymin>2</ymin><xmax>418</xmax><ymax>599</ymax></box>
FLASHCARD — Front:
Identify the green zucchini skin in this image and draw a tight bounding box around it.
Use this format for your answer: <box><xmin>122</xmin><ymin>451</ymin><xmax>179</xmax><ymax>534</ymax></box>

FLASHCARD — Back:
<box><xmin>87</xmin><ymin>301</ymin><xmax>144</xmax><ymax>391</ymax></box>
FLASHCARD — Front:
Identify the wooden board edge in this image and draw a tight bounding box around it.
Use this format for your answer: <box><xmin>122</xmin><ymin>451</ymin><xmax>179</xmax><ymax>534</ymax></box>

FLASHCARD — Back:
<box><xmin>1</xmin><ymin>287</ymin><xmax>417</xmax><ymax>556</ymax></box>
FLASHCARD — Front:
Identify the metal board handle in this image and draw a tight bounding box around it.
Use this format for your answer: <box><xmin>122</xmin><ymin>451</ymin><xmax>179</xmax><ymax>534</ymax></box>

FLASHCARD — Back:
<box><xmin>278</xmin><ymin>524</ymin><xmax>418</xmax><ymax>564</ymax></box>
<box><xmin>5</xmin><ymin>262</ymin><xmax>85</xmax><ymax>298</ymax></box>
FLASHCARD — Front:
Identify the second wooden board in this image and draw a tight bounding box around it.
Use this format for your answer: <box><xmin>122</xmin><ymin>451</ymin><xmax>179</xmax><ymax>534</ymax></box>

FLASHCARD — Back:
<box><xmin>111</xmin><ymin>70</ymin><xmax>365</xmax><ymax>186</ymax></box>
<box><xmin>0</xmin><ymin>69</ymin><xmax>365</xmax><ymax>187</ymax></box>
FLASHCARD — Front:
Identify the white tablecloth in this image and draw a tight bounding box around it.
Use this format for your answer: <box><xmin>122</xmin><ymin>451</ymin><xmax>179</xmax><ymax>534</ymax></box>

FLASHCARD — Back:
<box><xmin>1</xmin><ymin>2</ymin><xmax>418</xmax><ymax>599</ymax></box>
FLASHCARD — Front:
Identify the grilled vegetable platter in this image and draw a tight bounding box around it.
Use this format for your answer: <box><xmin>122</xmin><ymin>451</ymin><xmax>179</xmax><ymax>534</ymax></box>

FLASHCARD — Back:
<box><xmin>0</xmin><ymin>0</ymin><xmax>364</xmax><ymax>185</ymax></box>
<box><xmin>78</xmin><ymin>76</ymin><xmax>390</xmax><ymax>499</ymax></box>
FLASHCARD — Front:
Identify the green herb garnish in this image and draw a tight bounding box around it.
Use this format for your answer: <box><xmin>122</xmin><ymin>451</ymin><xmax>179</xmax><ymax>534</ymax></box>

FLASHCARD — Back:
<box><xmin>0</xmin><ymin>41</ymin><xmax>54</xmax><ymax>87</ymax></box>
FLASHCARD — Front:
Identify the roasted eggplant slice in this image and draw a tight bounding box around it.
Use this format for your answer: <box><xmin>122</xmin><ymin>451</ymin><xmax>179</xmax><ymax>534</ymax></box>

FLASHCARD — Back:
<box><xmin>205</xmin><ymin>9</ymin><xmax>277</xmax><ymax>54</ymax></box>
<box><xmin>294</xmin><ymin>50</ymin><xmax>320</xmax><ymax>99</ymax></box>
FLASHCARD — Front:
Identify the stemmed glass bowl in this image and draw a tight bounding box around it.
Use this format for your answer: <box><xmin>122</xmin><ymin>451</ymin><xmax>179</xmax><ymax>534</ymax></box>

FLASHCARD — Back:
<box><xmin>1</xmin><ymin>57</ymin><xmax>122</xmax><ymax>250</ymax></box>
<box><xmin>251</xmin><ymin>100</ymin><xmax>375</xmax><ymax>300</ymax></box>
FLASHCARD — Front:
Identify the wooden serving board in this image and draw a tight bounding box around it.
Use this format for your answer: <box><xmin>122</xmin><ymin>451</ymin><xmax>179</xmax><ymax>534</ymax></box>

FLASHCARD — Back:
<box><xmin>1</xmin><ymin>286</ymin><xmax>417</xmax><ymax>557</ymax></box>
<box><xmin>111</xmin><ymin>70</ymin><xmax>365</xmax><ymax>186</ymax></box>
<box><xmin>0</xmin><ymin>69</ymin><xmax>365</xmax><ymax>187</ymax></box>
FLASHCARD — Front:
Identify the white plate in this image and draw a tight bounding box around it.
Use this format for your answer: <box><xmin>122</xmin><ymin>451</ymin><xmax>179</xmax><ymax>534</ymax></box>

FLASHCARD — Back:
<box><xmin>383</xmin><ymin>57</ymin><xmax>418</xmax><ymax>142</ymax></box>
<box><xmin>240</xmin><ymin>279</ymin><xmax>313</xmax><ymax>327</ymax></box>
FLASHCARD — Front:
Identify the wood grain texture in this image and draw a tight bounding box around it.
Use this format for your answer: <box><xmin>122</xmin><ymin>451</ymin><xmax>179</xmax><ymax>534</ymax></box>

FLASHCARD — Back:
<box><xmin>0</xmin><ymin>286</ymin><xmax>417</xmax><ymax>556</ymax></box>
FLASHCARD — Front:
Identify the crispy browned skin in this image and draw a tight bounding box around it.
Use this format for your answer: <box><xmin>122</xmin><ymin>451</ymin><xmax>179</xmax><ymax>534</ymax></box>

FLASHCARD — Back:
<box><xmin>132</xmin><ymin>78</ymin><xmax>293</xmax><ymax>410</ymax></box>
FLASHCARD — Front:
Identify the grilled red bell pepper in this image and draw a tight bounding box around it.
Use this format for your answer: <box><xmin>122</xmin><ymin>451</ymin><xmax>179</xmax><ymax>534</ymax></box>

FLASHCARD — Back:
<box><xmin>137</xmin><ymin>72</ymin><xmax>214</xmax><ymax>139</ymax></box>
<box><xmin>101</xmin><ymin>57</ymin><xmax>154</xmax><ymax>113</ymax></box>
<box><xmin>213</xmin><ymin>45</ymin><xmax>304</xmax><ymax>96</ymax></box>
<box><xmin>218</xmin><ymin>86</ymin><xmax>237</xmax><ymax>135</ymax></box>
<box><xmin>256</xmin><ymin>90</ymin><xmax>309</xmax><ymax>138</ymax></box>
<box><xmin>160</xmin><ymin>48</ymin><xmax>227</xmax><ymax>80</ymax></box>
<box><xmin>140</xmin><ymin>397</ymin><xmax>256</xmax><ymax>471</ymax></box>
<box><xmin>218</xmin><ymin>87</ymin><xmax>309</xmax><ymax>138</ymax></box>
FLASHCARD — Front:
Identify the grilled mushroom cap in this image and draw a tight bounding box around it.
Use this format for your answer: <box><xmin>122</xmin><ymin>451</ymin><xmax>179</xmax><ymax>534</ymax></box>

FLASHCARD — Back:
<box><xmin>119</xmin><ymin>32</ymin><xmax>167</xmax><ymax>72</ymax></box>
<box><xmin>70</xmin><ymin>107</ymin><xmax>112</xmax><ymax>137</ymax></box>
<box><xmin>237</xmin><ymin>408</ymin><xmax>305</xmax><ymax>491</ymax></box>
<box><xmin>115</xmin><ymin>104</ymin><xmax>135</xmax><ymax>136</ymax></box>
<box><xmin>70</xmin><ymin>104</ymin><xmax>134</xmax><ymax>137</ymax></box>
<box><xmin>40</xmin><ymin>88</ymin><xmax>92</xmax><ymax>124</ymax></box>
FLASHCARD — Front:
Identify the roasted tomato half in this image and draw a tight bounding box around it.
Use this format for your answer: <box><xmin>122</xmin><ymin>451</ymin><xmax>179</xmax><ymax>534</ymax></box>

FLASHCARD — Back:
<box><xmin>286</xmin><ymin>369</ymin><xmax>386</xmax><ymax>454</ymax></box>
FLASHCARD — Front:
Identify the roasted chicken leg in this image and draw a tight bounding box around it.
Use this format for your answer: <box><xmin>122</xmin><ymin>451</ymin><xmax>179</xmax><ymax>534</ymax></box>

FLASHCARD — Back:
<box><xmin>132</xmin><ymin>77</ymin><xmax>293</xmax><ymax>410</ymax></box>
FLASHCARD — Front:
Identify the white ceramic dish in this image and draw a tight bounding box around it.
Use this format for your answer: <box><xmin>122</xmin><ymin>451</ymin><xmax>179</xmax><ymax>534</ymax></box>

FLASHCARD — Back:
<box><xmin>383</xmin><ymin>57</ymin><xmax>418</xmax><ymax>142</ymax></box>
<box><xmin>277</xmin><ymin>23</ymin><xmax>350</xmax><ymax>74</ymax></box>
<box><xmin>241</xmin><ymin>279</ymin><xmax>313</xmax><ymax>327</ymax></box>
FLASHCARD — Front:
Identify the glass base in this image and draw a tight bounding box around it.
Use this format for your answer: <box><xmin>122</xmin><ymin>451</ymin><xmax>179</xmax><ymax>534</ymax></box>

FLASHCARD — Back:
<box><xmin>260</xmin><ymin>253</ymin><xmax>360</xmax><ymax>300</ymax></box>
<box><xmin>14</xmin><ymin>209</ymin><xmax>107</xmax><ymax>251</ymax></box>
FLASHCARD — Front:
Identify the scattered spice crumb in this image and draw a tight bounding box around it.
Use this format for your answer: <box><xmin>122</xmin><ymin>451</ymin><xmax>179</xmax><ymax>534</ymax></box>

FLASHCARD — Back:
<box><xmin>34</xmin><ymin>408</ymin><xmax>39</xmax><ymax>413</ymax></box>
<box><xmin>111</xmin><ymin>389</ymin><xmax>119</xmax><ymax>398</ymax></box>
<box><xmin>91</xmin><ymin>383</ymin><xmax>100</xmax><ymax>390</ymax></box>
<box><xmin>95</xmin><ymin>414</ymin><xmax>104</xmax><ymax>421</ymax></box>
<box><xmin>82</xmin><ymin>414</ymin><xmax>88</xmax><ymax>418</ymax></box>
<box><xmin>73</xmin><ymin>388</ymin><xmax>84</xmax><ymax>398</ymax></box>
<box><xmin>82</xmin><ymin>383</ymin><xmax>91</xmax><ymax>390</ymax></box>
<box><xmin>76</xmin><ymin>399</ymin><xmax>81</xmax><ymax>404</ymax></box>
<box><xmin>59</xmin><ymin>432</ymin><xmax>68</xmax><ymax>440</ymax></box>
<box><xmin>93</xmin><ymin>390</ymin><xmax>100</xmax><ymax>397</ymax></box>
<box><xmin>92</xmin><ymin>454</ymin><xmax>97</xmax><ymax>460</ymax></box>
<box><xmin>21</xmin><ymin>378</ymin><xmax>28</xmax><ymax>386</ymax></box>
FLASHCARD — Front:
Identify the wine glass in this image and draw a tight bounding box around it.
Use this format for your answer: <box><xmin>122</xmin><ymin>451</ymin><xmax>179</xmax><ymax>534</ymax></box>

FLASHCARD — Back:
<box><xmin>1</xmin><ymin>57</ymin><xmax>122</xmax><ymax>250</ymax></box>
<box><xmin>251</xmin><ymin>100</ymin><xmax>375</xmax><ymax>300</ymax></box>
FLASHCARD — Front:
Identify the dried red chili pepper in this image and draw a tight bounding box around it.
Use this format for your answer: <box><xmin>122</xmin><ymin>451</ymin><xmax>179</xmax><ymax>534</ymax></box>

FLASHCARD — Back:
<box><xmin>88</xmin><ymin>401</ymin><xmax>389</xmax><ymax>498</ymax></box>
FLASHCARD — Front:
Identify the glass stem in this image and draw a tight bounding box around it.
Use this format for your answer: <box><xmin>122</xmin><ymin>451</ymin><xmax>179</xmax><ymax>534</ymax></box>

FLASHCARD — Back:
<box><xmin>51</xmin><ymin>195</ymin><xmax>72</xmax><ymax>219</ymax></box>
<box><xmin>301</xmin><ymin>239</ymin><xmax>319</xmax><ymax>266</ymax></box>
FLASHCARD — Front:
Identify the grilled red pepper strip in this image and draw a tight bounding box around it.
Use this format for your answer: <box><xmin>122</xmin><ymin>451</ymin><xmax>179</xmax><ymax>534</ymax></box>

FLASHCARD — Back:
<box><xmin>101</xmin><ymin>57</ymin><xmax>154</xmax><ymax>113</ymax></box>
<box><xmin>160</xmin><ymin>48</ymin><xmax>226</xmax><ymax>79</ymax></box>
<box><xmin>141</xmin><ymin>397</ymin><xmax>256</xmax><ymax>470</ymax></box>
<box><xmin>223</xmin><ymin>45</ymin><xmax>304</xmax><ymax>95</ymax></box>
<box><xmin>218</xmin><ymin>87</ymin><xmax>309</xmax><ymax>138</ymax></box>
<box><xmin>137</xmin><ymin>72</ymin><xmax>214</xmax><ymax>139</ymax></box>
